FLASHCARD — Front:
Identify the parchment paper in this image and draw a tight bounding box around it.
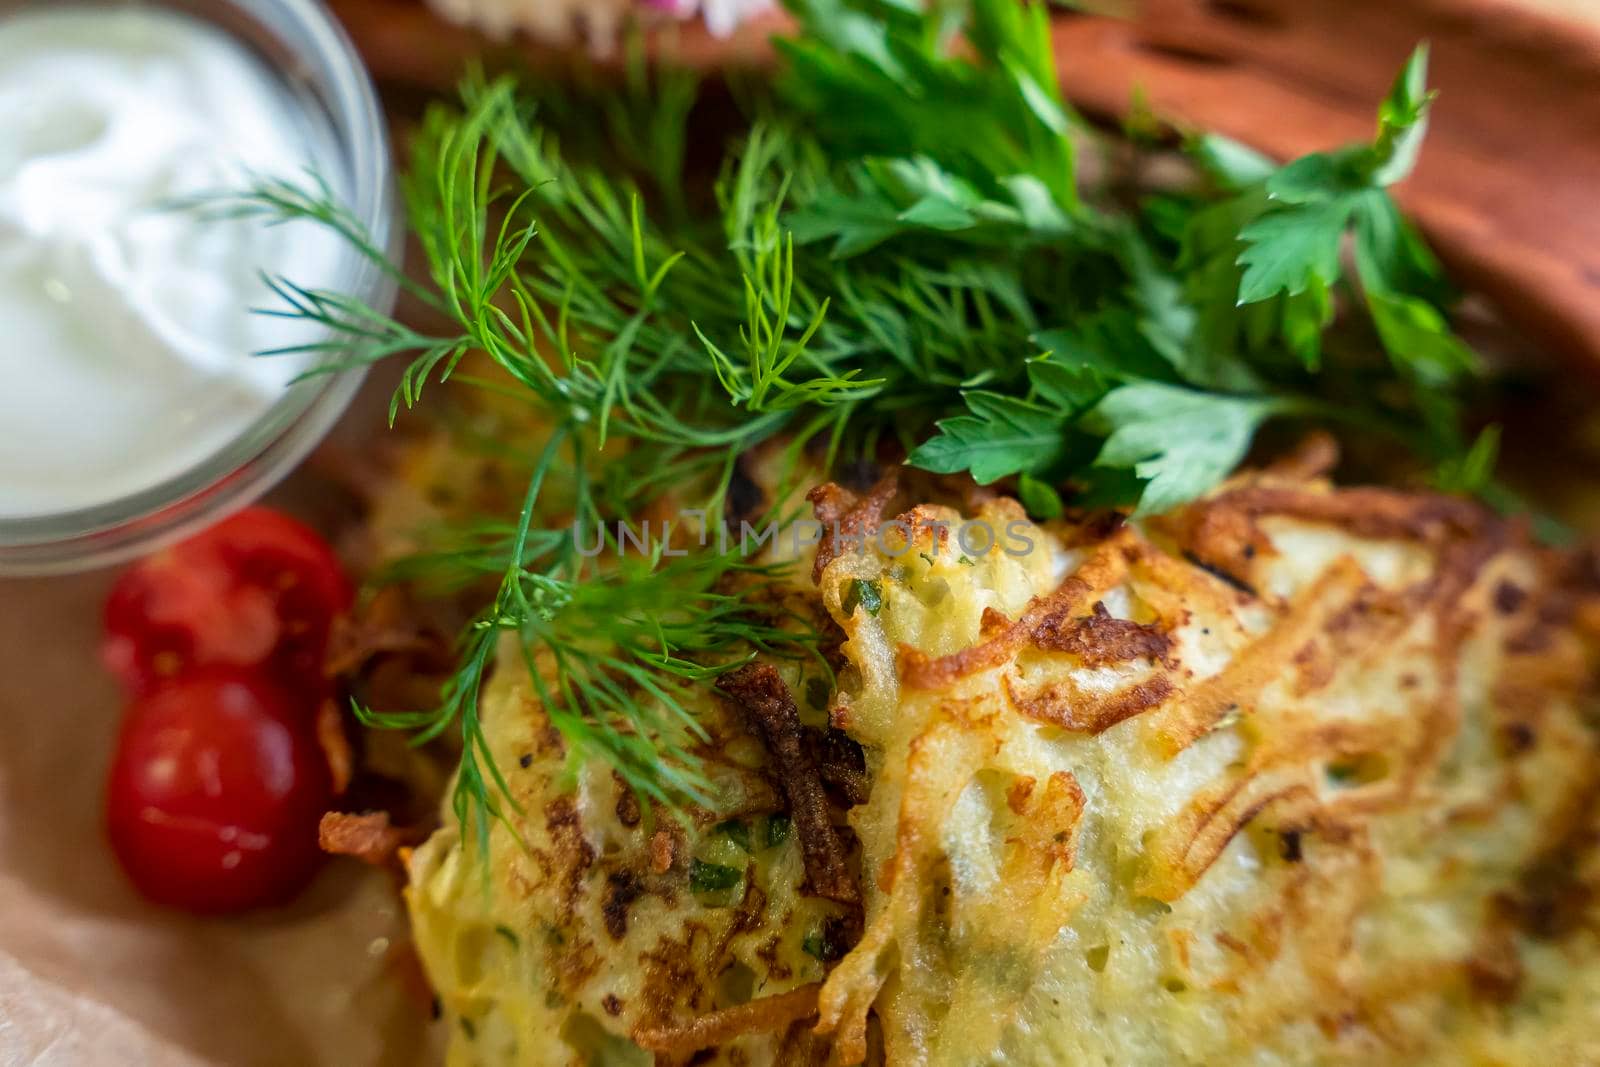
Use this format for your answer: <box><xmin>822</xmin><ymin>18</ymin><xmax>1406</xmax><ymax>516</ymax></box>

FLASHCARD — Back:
<box><xmin>0</xmin><ymin>383</ymin><xmax>441</xmax><ymax>1066</ymax></box>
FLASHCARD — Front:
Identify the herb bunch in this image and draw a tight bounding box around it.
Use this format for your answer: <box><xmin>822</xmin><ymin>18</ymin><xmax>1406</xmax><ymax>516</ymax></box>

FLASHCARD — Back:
<box><xmin>233</xmin><ymin>0</ymin><xmax>1490</xmax><ymax>852</ymax></box>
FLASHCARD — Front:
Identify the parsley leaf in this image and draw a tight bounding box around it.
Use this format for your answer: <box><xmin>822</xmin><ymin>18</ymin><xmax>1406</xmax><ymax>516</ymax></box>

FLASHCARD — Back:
<box><xmin>1235</xmin><ymin>195</ymin><xmax>1357</xmax><ymax>304</ymax></box>
<box><xmin>1017</xmin><ymin>472</ymin><xmax>1065</xmax><ymax>519</ymax></box>
<box><xmin>1365</xmin><ymin>288</ymin><xmax>1478</xmax><ymax>387</ymax></box>
<box><xmin>1370</xmin><ymin>43</ymin><xmax>1436</xmax><ymax>186</ymax></box>
<box><xmin>1033</xmin><ymin>310</ymin><xmax>1180</xmax><ymax>385</ymax></box>
<box><xmin>1190</xmin><ymin>133</ymin><xmax>1277</xmax><ymax>191</ymax></box>
<box><xmin>1234</xmin><ymin>45</ymin><xmax>1438</xmax><ymax>307</ymax></box>
<box><xmin>778</xmin><ymin>0</ymin><xmax>1083</xmax><ymax>220</ymax></box>
<box><xmin>1351</xmin><ymin>189</ymin><xmax>1451</xmax><ymax>303</ymax></box>
<box><xmin>908</xmin><ymin>391</ymin><xmax>1068</xmax><ymax>483</ymax></box>
<box><xmin>1026</xmin><ymin>357</ymin><xmax>1108</xmax><ymax>412</ymax></box>
<box><xmin>1087</xmin><ymin>384</ymin><xmax>1288</xmax><ymax>516</ymax></box>
<box><xmin>789</xmin><ymin>157</ymin><xmax>1073</xmax><ymax>257</ymax></box>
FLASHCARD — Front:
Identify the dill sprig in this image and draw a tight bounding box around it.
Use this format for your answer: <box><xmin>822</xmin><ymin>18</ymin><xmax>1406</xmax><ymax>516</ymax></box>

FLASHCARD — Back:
<box><xmin>225</xmin><ymin>0</ymin><xmax>1494</xmax><ymax>855</ymax></box>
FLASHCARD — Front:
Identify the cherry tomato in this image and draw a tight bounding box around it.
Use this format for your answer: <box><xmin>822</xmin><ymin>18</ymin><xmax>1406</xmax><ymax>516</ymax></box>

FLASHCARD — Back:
<box><xmin>106</xmin><ymin>668</ymin><xmax>332</xmax><ymax>913</ymax></box>
<box><xmin>102</xmin><ymin>507</ymin><xmax>352</xmax><ymax>699</ymax></box>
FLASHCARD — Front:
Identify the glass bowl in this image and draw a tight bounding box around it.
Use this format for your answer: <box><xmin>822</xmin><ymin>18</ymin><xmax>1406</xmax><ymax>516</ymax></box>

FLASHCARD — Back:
<box><xmin>0</xmin><ymin>0</ymin><xmax>395</xmax><ymax>575</ymax></box>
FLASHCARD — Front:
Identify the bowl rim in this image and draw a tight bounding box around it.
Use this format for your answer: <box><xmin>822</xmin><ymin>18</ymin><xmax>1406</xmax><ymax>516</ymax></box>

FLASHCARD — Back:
<box><xmin>0</xmin><ymin>0</ymin><xmax>396</xmax><ymax>576</ymax></box>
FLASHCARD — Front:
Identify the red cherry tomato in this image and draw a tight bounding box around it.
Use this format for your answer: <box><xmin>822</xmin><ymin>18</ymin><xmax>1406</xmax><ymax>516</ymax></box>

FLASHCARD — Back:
<box><xmin>106</xmin><ymin>668</ymin><xmax>332</xmax><ymax>913</ymax></box>
<box><xmin>102</xmin><ymin>507</ymin><xmax>352</xmax><ymax>699</ymax></box>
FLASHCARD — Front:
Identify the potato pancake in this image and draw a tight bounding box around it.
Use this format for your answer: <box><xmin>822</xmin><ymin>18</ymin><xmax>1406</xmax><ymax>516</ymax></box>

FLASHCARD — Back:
<box><xmin>404</xmin><ymin>443</ymin><xmax>1600</xmax><ymax>1065</ymax></box>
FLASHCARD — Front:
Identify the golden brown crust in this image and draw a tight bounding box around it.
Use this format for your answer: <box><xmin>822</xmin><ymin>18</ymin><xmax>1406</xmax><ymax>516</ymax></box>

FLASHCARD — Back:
<box><xmin>632</xmin><ymin>982</ymin><xmax>824</xmax><ymax>1054</ymax></box>
<box><xmin>318</xmin><ymin>810</ymin><xmax>422</xmax><ymax>866</ymax></box>
<box><xmin>807</xmin><ymin>471</ymin><xmax>900</xmax><ymax>585</ymax></box>
<box><xmin>1029</xmin><ymin>599</ymin><xmax>1172</xmax><ymax>667</ymax></box>
<box><xmin>898</xmin><ymin>527</ymin><xmax>1138</xmax><ymax>690</ymax></box>
<box><xmin>1007</xmin><ymin>672</ymin><xmax>1176</xmax><ymax>735</ymax></box>
<box><xmin>717</xmin><ymin>664</ymin><xmax>860</xmax><ymax>905</ymax></box>
<box><xmin>315</xmin><ymin>697</ymin><xmax>356</xmax><ymax>796</ymax></box>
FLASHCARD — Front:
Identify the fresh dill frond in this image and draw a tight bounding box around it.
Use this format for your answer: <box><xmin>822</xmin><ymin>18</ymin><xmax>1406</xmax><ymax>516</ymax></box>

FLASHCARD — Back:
<box><xmin>180</xmin><ymin>169</ymin><xmax>422</xmax><ymax>304</ymax></box>
<box><xmin>231</xmin><ymin>0</ymin><xmax>1492</xmax><ymax>858</ymax></box>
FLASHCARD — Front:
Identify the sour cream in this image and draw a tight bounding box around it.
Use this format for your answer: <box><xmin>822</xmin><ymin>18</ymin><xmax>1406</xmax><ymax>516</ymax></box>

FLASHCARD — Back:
<box><xmin>0</xmin><ymin>7</ymin><xmax>347</xmax><ymax>517</ymax></box>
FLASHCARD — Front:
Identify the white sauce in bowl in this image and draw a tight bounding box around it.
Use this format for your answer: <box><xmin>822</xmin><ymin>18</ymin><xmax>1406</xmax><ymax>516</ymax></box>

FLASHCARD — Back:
<box><xmin>0</xmin><ymin>7</ymin><xmax>347</xmax><ymax>517</ymax></box>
